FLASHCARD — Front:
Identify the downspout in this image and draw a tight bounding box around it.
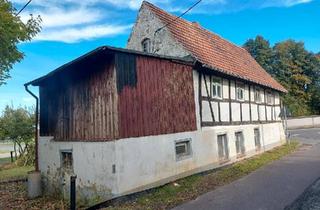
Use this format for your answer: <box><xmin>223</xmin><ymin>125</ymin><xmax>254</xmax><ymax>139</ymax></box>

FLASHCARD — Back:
<box><xmin>24</xmin><ymin>84</ymin><xmax>39</xmax><ymax>171</ymax></box>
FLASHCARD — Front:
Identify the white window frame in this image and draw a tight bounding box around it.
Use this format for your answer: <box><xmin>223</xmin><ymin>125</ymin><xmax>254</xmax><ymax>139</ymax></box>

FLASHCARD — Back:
<box><xmin>254</xmin><ymin>87</ymin><xmax>262</xmax><ymax>103</ymax></box>
<box><xmin>266</xmin><ymin>91</ymin><xmax>274</xmax><ymax>105</ymax></box>
<box><xmin>217</xmin><ymin>134</ymin><xmax>229</xmax><ymax>162</ymax></box>
<box><xmin>235</xmin><ymin>131</ymin><xmax>245</xmax><ymax>157</ymax></box>
<box><xmin>211</xmin><ymin>77</ymin><xmax>222</xmax><ymax>99</ymax></box>
<box><xmin>236</xmin><ymin>83</ymin><xmax>245</xmax><ymax>101</ymax></box>
<box><xmin>175</xmin><ymin>139</ymin><xmax>192</xmax><ymax>161</ymax></box>
<box><xmin>141</xmin><ymin>38</ymin><xmax>151</xmax><ymax>53</ymax></box>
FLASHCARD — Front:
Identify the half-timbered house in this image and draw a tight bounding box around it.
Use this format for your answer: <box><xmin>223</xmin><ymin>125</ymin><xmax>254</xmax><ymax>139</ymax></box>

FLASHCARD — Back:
<box><xmin>25</xmin><ymin>1</ymin><xmax>287</xmax><ymax>202</ymax></box>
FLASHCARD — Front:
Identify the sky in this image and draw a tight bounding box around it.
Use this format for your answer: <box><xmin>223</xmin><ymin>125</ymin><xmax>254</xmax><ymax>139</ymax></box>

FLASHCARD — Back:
<box><xmin>0</xmin><ymin>0</ymin><xmax>320</xmax><ymax>112</ymax></box>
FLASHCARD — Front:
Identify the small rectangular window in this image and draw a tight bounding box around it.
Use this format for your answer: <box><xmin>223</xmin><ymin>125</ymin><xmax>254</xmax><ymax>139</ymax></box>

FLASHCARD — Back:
<box><xmin>61</xmin><ymin>150</ymin><xmax>73</xmax><ymax>170</ymax></box>
<box><xmin>175</xmin><ymin>139</ymin><xmax>192</xmax><ymax>160</ymax></box>
<box><xmin>254</xmin><ymin>87</ymin><xmax>261</xmax><ymax>103</ymax></box>
<box><xmin>266</xmin><ymin>91</ymin><xmax>274</xmax><ymax>104</ymax></box>
<box><xmin>235</xmin><ymin>132</ymin><xmax>245</xmax><ymax>157</ymax></box>
<box><xmin>142</xmin><ymin>38</ymin><xmax>151</xmax><ymax>53</ymax></box>
<box><xmin>217</xmin><ymin>134</ymin><xmax>229</xmax><ymax>162</ymax></box>
<box><xmin>236</xmin><ymin>83</ymin><xmax>245</xmax><ymax>101</ymax></box>
<box><xmin>212</xmin><ymin>77</ymin><xmax>222</xmax><ymax>99</ymax></box>
<box><xmin>254</xmin><ymin>128</ymin><xmax>261</xmax><ymax>151</ymax></box>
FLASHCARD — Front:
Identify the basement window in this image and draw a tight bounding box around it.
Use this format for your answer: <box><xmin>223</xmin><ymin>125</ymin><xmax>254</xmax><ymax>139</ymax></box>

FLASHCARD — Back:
<box><xmin>212</xmin><ymin>77</ymin><xmax>222</xmax><ymax>99</ymax></box>
<box><xmin>235</xmin><ymin>132</ymin><xmax>245</xmax><ymax>157</ymax></box>
<box><xmin>254</xmin><ymin>128</ymin><xmax>261</xmax><ymax>151</ymax></box>
<box><xmin>217</xmin><ymin>134</ymin><xmax>229</xmax><ymax>162</ymax></box>
<box><xmin>141</xmin><ymin>38</ymin><xmax>151</xmax><ymax>53</ymax></box>
<box><xmin>175</xmin><ymin>139</ymin><xmax>192</xmax><ymax>160</ymax></box>
<box><xmin>61</xmin><ymin>150</ymin><xmax>73</xmax><ymax>170</ymax></box>
<box><xmin>236</xmin><ymin>83</ymin><xmax>245</xmax><ymax>101</ymax></box>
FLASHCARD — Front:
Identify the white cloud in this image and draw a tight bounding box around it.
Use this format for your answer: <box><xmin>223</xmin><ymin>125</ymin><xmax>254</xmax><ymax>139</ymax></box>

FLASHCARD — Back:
<box><xmin>261</xmin><ymin>0</ymin><xmax>312</xmax><ymax>8</ymax></box>
<box><xmin>35</xmin><ymin>24</ymin><xmax>132</xmax><ymax>43</ymax></box>
<box><xmin>21</xmin><ymin>7</ymin><xmax>103</xmax><ymax>28</ymax></box>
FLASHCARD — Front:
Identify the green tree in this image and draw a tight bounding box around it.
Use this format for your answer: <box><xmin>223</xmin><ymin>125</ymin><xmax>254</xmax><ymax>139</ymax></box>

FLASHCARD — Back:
<box><xmin>243</xmin><ymin>35</ymin><xmax>274</xmax><ymax>74</ymax></box>
<box><xmin>0</xmin><ymin>106</ymin><xmax>35</xmax><ymax>162</ymax></box>
<box><xmin>244</xmin><ymin>36</ymin><xmax>320</xmax><ymax>116</ymax></box>
<box><xmin>0</xmin><ymin>0</ymin><xmax>41</xmax><ymax>85</ymax></box>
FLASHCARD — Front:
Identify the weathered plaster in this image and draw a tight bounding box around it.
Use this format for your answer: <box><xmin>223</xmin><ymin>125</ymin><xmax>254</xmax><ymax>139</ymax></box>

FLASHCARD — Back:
<box><xmin>127</xmin><ymin>4</ymin><xmax>189</xmax><ymax>57</ymax></box>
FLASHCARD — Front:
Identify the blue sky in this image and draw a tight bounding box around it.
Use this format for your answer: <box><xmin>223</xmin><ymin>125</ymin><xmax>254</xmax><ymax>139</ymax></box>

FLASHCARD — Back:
<box><xmin>0</xmin><ymin>0</ymin><xmax>319</xmax><ymax>112</ymax></box>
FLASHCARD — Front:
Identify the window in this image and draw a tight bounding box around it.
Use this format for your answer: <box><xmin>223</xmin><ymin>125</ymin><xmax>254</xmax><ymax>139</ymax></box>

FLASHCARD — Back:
<box><xmin>254</xmin><ymin>87</ymin><xmax>262</xmax><ymax>103</ymax></box>
<box><xmin>212</xmin><ymin>77</ymin><xmax>222</xmax><ymax>99</ymax></box>
<box><xmin>236</xmin><ymin>83</ymin><xmax>245</xmax><ymax>101</ymax></box>
<box><xmin>254</xmin><ymin>128</ymin><xmax>261</xmax><ymax>151</ymax></box>
<box><xmin>266</xmin><ymin>91</ymin><xmax>274</xmax><ymax>104</ymax></box>
<box><xmin>61</xmin><ymin>150</ymin><xmax>73</xmax><ymax>170</ymax></box>
<box><xmin>175</xmin><ymin>139</ymin><xmax>192</xmax><ymax>160</ymax></box>
<box><xmin>141</xmin><ymin>38</ymin><xmax>151</xmax><ymax>53</ymax></box>
<box><xmin>235</xmin><ymin>132</ymin><xmax>245</xmax><ymax>157</ymax></box>
<box><xmin>217</xmin><ymin>134</ymin><xmax>229</xmax><ymax>162</ymax></box>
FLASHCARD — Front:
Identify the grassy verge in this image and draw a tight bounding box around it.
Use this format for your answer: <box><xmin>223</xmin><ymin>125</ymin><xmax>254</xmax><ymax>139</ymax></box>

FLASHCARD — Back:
<box><xmin>0</xmin><ymin>157</ymin><xmax>11</xmax><ymax>166</ymax></box>
<box><xmin>104</xmin><ymin>141</ymin><xmax>299</xmax><ymax>210</ymax></box>
<box><xmin>0</xmin><ymin>157</ymin><xmax>34</xmax><ymax>181</ymax></box>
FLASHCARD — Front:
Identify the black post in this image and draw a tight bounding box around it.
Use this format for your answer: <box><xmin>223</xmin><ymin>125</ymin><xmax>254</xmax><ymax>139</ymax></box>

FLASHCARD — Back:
<box><xmin>70</xmin><ymin>175</ymin><xmax>77</xmax><ymax>210</ymax></box>
<box><xmin>10</xmin><ymin>151</ymin><xmax>14</xmax><ymax>163</ymax></box>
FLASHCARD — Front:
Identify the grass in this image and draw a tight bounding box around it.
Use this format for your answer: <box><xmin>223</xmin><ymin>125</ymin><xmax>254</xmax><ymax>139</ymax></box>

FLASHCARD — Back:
<box><xmin>0</xmin><ymin>157</ymin><xmax>11</xmax><ymax>166</ymax></box>
<box><xmin>104</xmin><ymin>141</ymin><xmax>300</xmax><ymax>210</ymax></box>
<box><xmin>0</xmin><ymin>157</ymin><xmax>34</xmax><ymax>181</ymax></box>
<box><xmin>0</xmin><ymin>150</ymin><xmax>10</xmax><ymax>154</ymax></box>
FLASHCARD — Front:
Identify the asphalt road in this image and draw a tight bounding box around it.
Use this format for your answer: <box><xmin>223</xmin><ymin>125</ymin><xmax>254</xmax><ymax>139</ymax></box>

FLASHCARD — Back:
<box><xmin>173</xmin><ymin>128</ymin><xmax>320</xmax><ymax>210</ymax></box>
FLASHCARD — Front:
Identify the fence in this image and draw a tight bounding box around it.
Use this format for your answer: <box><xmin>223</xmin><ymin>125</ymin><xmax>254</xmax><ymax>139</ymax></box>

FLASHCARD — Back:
<box><xmin>287</xmin><ymin>115</ymin><xmax>320</xmax><ymax>130</ymax></box>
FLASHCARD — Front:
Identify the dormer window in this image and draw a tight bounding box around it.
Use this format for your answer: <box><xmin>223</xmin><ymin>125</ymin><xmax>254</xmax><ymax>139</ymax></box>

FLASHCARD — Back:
<box><xmin>141</xmin><ymin>38</ymin><xmax>151</xmax><ymax>53</ymax></box>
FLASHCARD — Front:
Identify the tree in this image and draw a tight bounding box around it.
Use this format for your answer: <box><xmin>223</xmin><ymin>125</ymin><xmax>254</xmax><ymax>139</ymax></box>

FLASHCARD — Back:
<box><xmin>0</xmin><ymin>106</ymin><xmax>35</xmax><ymax>161</ymax></box>
<box><xmin>0</xmin><ymin>0</ymin><xmax>41</xmax><ymax>85</ymax></box>
<box><xmin>243</xmin><ymin>35</ymin><xmax>274</xmax><ymax>75</ymax></box>
<box><xmin>243</xmin><ymin>36</ymin><xmax>320</xmax><ymax>116</ymax></box>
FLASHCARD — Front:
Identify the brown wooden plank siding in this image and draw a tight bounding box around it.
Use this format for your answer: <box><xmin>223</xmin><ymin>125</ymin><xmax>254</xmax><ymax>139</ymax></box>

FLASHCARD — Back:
<box><xmin>39</xmin><ymin>60</ymin><xmax>119</xmax><ymax>141</ymax></box>
<box><xmin>39</xmin><ymin>54</ymin><xmax>197</xmax><ymax>141</ymax></box>
<box><xmin>118</xmin><ymin>56</ymin><xmax>197</xmax><ymax>138</ymax></box>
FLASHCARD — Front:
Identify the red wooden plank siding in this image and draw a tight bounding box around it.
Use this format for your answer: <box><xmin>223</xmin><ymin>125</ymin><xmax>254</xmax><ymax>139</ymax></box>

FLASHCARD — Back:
<box><xmin>118</xmin><ymin>56</ymin><xmax>197</xmax><ymax>138</ymax></box>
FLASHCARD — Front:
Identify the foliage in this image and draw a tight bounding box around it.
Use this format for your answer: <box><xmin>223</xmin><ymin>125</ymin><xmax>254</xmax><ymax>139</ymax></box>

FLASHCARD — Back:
<box><xmin>244</xmin><ymin>36</ymin><xmax>320</xmax><ymax>116</ymax></box>
<box><xmin>104</xmin><ymin>142</ymin><xmax>299</xmax><ymax>210</ymax></box>
<box><xmin>0</xmin><ymin>106</ymin><xmax>35</xmax><ymax>165</ymax></box>
<box><xmin>0</xmin><ymin>0</ymin><xmax>41</xmax><ymax>85</ymax></box>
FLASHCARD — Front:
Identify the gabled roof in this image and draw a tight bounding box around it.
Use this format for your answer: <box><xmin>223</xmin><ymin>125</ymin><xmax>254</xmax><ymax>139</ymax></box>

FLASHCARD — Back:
<box><xmin>143</xmin><ymin>1</ymin><xmax>287</xmax><ymax>92</ymax></box>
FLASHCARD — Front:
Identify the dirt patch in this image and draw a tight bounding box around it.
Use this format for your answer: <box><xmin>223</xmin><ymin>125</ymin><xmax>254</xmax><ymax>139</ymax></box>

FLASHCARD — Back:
<box><xmin>0</xmin><ymin>182</ymin><xmax>68</xmax><ymax>210</ymax></box>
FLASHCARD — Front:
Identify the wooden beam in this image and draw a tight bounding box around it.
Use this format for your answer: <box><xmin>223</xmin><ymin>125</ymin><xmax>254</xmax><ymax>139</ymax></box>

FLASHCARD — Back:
<box><xmin>204</xmin><ymin>74</ymin><xmax>215</xmax><ymax>122</ymax></box>
<box><xmin>229</xmin><ymin>79</ymin><xmax>232</xmax><ymax>122</ymax></box>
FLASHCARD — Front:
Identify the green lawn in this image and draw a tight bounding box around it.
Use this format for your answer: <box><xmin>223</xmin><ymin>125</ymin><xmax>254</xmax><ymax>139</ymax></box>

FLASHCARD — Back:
<box><xmin>0</xmin><ymin>157</ymin><xmax>11</xmax><ymax>166</ymax></box>
<box><xmin>0</xmin><ymin>157</ymin><xmax>34</xmax><ymax>181</ymax></box>
<box><xmin>104</xmin><ymin>141</ymin><xmax>300</xmax><ymax>210</ymax></box>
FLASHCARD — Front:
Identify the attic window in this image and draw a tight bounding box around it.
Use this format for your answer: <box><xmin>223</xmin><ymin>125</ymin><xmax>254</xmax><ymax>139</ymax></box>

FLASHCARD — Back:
<box><xmin>142</xmin><ymin>38</ymin><xmax>151</xmax><ymax>53</ymax></box>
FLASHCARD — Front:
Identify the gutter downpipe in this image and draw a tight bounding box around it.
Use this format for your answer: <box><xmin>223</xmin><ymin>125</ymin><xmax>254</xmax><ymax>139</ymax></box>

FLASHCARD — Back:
<box><xmin>24</xmin><ymin>84</ymin><xmax>39</xmax><ymax>171</ymax></box>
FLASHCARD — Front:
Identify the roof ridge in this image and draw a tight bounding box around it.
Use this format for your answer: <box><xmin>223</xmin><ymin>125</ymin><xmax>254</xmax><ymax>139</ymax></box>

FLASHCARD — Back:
<box><xmin>142</xmin><ymin>1</ymin><xmax>249</xmax><ymax>54</ymax></box>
